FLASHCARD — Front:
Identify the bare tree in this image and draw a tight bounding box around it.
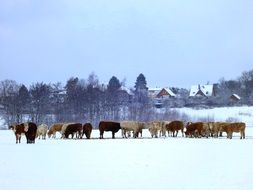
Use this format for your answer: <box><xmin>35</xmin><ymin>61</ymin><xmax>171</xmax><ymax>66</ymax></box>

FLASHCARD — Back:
<box><xmin>0</xmin><ymin>80</ymin><xmax>20</xmax><ymax>126</ymax></box>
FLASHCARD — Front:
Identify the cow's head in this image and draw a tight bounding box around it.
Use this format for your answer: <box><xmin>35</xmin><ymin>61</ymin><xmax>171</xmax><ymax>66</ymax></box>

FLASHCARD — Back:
<box><xmin>24</xmin><ymin>123</ymin><xmax>29</xmax><ymax>132</ymax></box>
<box><xmin>9</xmin><ymin>124</ymin><xmax>16</xmax><ymax>132</ymax></box>
<box><xmin>186</xmin><ymin>122</ymin><xmax>193</xmax><ymax>128</ymax></box>
<box><xmin>47</xmin><ymin>132</ymin><xmax>52</xmax><ymax>138</ymax></box>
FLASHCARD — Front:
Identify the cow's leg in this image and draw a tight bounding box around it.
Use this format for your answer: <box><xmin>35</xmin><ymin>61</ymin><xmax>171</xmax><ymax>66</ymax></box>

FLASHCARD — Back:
<box><xmin>25</xmin><ymin>134</ymin><xmax>29</xmax><ymax>144</ymax></box>
<box><xmin>100</xmin><ymin>130</ymin><xmax>103</xmax><ymax>139</ymax></box>
<box><xmin>123</xmin><ymin>130</ymin><xmax>127</xmax><ymax>138</ymax></box>
<box><xmin>112</xmin><ymin>132</ymin><xmax>115</xmax><ymax>139</ymax></box>
<box><xmin>225</xmin><ymin>132</ymin><xmax>229</xmax><ymax>138</ymax></box>
<box><xmin>121</xmin><ymin>129</ymin><xmax>125</xmax><ymax>138</ymax></box>
<box><xmin>87</xmin><ymin>132</ymin><xmax>90</xmax><ymax>139</ymax></box>
<box><xmin>229</xmin><ymin>132</ymin><xmax>232</xmax><ymax>139</ymax></box>
<box><xmin>175</xmin><ymin>130</ymin><xmax>179</xmax><ymax>137</ymax></box>
<box><xmin>133</xmin><ymin>131</ymin><xmax>137</xmax><ymax>138</ymax></box>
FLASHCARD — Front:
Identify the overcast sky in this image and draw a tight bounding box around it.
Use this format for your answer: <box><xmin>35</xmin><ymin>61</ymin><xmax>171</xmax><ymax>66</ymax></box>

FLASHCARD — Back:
<box><xmin>0</xmin><ymin>0</ymin><xmax>253</xmax><ymax>88</ymax></box>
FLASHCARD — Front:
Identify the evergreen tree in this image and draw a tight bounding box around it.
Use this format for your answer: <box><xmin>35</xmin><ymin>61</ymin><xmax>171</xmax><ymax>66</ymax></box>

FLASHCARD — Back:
<box><xmin>106</xmin><ymin>76</ymin><xmax>122</xmax><ymax>120</ymax></box>
<box><xmin>65</xmin><ymin>77</ymin><xmax>79</xmax><ymax>102</ymax></box>
<box><xmin>18</xmin><ymin>85</ymin><xmax>30</xmax><ymax>108</ymax></box>
<box><xmin>134</xmin><ymin>73</ymin><xmax>148</xmax><ymax>103</ymax></box>
<box><xmin>108</xmin><ymin>76</ymin><xmax>121</xmax><ymax>92</ymax></box>
<box><xmin>131</xmin><ymin>74</ymin><xmax>150</xmax><ymax>121</ymax></box>
<box><xmin>134</xmin><ymin>73</ymin><xmax>148</xmax><ymax>91</ymax></box>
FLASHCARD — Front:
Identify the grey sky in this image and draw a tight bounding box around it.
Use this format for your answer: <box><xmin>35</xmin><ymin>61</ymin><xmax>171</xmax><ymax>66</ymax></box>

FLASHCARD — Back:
<box><xmin>0</xmin><ymin>0</ymin><xmax>253</xmax><ymax>88</ymax></box>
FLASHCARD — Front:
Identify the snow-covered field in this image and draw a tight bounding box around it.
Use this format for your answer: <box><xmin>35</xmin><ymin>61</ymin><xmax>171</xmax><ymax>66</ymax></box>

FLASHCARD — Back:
<box><xmin>1</xmin><ymin>129</ymin><xmax>253</xmax><ymax>190</ymax></box>
<box><xmin>174</xmin><ymin>106</ymin><xmax>253</xmax><ymax>127</ymax></box>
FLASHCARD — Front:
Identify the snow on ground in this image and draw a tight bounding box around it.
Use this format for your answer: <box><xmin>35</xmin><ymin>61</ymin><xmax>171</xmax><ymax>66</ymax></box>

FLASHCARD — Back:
<box><xmin>0</xmin><ymin>129</ymin><xmax>253</xmax><ymax>190</ymax></box>
<box><xmin>174</xmin><ymin>106</ymin><xmax>253</xmax><ymax>127</ymax></box>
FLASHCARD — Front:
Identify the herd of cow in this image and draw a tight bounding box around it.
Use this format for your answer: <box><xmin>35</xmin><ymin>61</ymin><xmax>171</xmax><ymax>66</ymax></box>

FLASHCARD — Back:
<box><xmin>9</xmin><ymin>120</ymin><xmax>246</xmax><ymax>144</ymax></box>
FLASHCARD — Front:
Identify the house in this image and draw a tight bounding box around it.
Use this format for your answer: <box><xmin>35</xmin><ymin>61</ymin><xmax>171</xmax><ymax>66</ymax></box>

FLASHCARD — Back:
<box><xmin>189</xmin><ymin>84</ymin><xmax>215</xmax><ymax>97</ymax></box>
<box><xmin>230</xmin><ymin>94</ymin><xmax>240</xmax><ymax>102</ymax></box>
<box><xmin>149</xmin><ymin>87</ymin><xmax>176</xmax><ymax>98</ymax></box>
<box><xmin>148</xmin><ymin>88</ymin><xmax>162</xmax><ymax>99</ymax></box>
<box><xmin>148</xmin><ymin>87</ymin><xmax>176</xmax><ymax>108</ymax></box>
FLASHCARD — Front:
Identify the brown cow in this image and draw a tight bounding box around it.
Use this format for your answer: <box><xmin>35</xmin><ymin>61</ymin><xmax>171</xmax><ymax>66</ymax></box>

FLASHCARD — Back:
<box><xmin>10</xmin><ymin>122</ymin><xmax>37</xmax><ymax>144</ymax></box>
<box><xmin>9</xmin><ymin>124</ymin><xmax>26</xmax><ymax>144</ymax></box>
<box><xmin>48</xmin><ymin>123</ymin><xmax>64</xmax><ymax>138</ymax></box>
<box><xmin>82</xmin><ymin>123</ymin><xmax>93</xmax><ymax>139</ymax></box>
<box><xmin>208</xmin><ymin>122</ymin><xmax>219</xmax><ymax>138</ymax></box>
<box><xmin>99</xmin><ymin>121</ymin><xmax>121</xmax><ymax>139</ymax></box>
<box><xmin>219</xmin><ymin>122</ymin><xmax>246</xmax><ymax>139</ymax></box>
<box><xmin>165</xmin><ymin>120</ymin><xmax>184</xmax><ymax>137</ymax></box>
<box><xmin>185</xmin><ymin>122</ymin><xmax>204</xmax><ymax>138</ymax></box>
<box><xmin>64</xmin><ymin>123</ymin><xmax>83</xmax><ymax>139</ymax></box>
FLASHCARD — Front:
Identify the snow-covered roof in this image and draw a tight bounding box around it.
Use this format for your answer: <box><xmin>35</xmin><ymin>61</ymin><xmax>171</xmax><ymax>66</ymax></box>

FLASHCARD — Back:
<box><xmin>148</xmin><ymin>87</ymin><xmax>162</xmax><ymax>97</ymax></box>
<box><xmin>231</xmin><ymin>94</ymin><xmax>241</xmax><ymax>100</ymax></box>
<box><xmin>120</xmin><ymin>86</ymin><xmax>133</xmax><ymax>95</ymax></box>
<box><xmin>148</xmin><ymin>87</ymin><xmax>176</xmax><ymax>98</ymax></box>
<box><xmin>164</xmin><ymin>88</ymin><xmax>176</xmax><ymax>97</ymax></box>
<box><xmin>189</xmin><ymin>85</ymin><xmax>213</xmax><ymax>97</ymax></box>
<box><xmin>148</xmin><ymin>87</ymin><xmax>162</xmax><ymax>92</ymax></box>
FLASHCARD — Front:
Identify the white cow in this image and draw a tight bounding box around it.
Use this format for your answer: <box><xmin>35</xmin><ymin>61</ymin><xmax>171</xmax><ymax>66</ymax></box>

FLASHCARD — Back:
<box><xmin>36</xmin><ymin>124</ymin><xmax>48</xmax><ymax>140</ymax></box>
<box><xmin>120</xmin><ymin>121</ymin><xmax>145</xmax><ymax>138</ymax></box>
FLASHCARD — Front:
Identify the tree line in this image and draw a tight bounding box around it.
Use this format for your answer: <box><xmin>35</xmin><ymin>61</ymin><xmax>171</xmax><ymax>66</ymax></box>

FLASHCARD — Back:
<box><xmin>1</xmin><ymin>70</ymin><xmax>253</xmax><ymax>128</ymax></box>
<box><xmin>0</xmin><ymin>73</ymin><xmax>155</xmax><ymax>128</ymax></box>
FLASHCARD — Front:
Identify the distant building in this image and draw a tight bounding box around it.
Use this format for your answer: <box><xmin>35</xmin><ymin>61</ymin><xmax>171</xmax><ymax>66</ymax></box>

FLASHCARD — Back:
<box><xmin>120</xmin><ymin>86</ymin><xmax>134</xmax><ymax>96</ymax></box>
<box><xmin>149</xmin><ymin>87</ymin><xmax>175</xmax><ymax>98</ymax></box>
<box><xmin>148</xmin><ymin>87</ymin><xmax>176</xmax><ymax>108</ymax></box>
<box><xmin>189</xmin><ymin>84</ymin><xmax>215</xmax><ymax>97</ymax></box>
<box><xmin>230</xmin><ymin>94</ymin><xmax>240</xmax><ymax>102</ymax></box>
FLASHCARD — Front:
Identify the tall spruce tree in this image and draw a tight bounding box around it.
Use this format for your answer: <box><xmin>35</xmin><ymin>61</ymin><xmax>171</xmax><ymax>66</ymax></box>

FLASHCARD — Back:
<box><xmin>108</xmin><ymin>76</ymin><xmax>121</xmax><ymax>92</ymax></box>
<box><xmin>134</xmin><ymin>73</ymin><xmax>148</xmax><ymax>92</ymax></box>
<box><xmin>106</xmin><ymin>76</ymin><xmax>122</xmax><ymax>120</ymax></box>
<box><xmin>131</xmin><ymin>73</ymin><xmax>150</xmax><ymax>121</ymax></box>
